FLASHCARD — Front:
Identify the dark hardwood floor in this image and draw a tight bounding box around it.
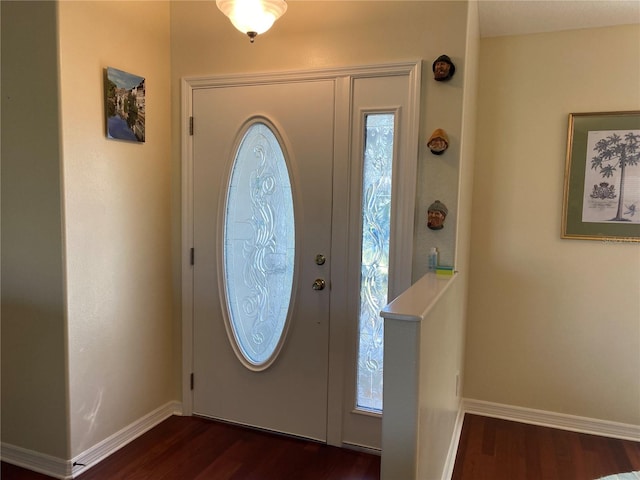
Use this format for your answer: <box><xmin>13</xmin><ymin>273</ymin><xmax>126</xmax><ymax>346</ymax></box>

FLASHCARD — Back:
<box><xmin>452</xmin><ymin>414</ymin><xmax>640</xmax><ymax>480</ymax></box>
<box><xmin>2</xmin><ymin>415</ymin><xmax>379</xmax><ymax>480</ymax></box>
<box><xmin>2</xmin><ymin>413</ymin><xmax>639</xmax><ymax>479</ymax></box>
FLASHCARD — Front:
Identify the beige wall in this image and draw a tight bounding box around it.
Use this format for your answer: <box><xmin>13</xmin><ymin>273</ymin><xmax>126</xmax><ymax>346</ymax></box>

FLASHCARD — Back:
<box><xmin>57</xmin><ymin>1</ymin><xmax>174</xmax><ymax>456</ymax></box>
<box><xmin>1</xmin><ymin>1</ymin><xmax>69</xmax><ymax>459</ymax></box>
<box><xmin>465</xmin><ymin>25</ymin><xmax>640</xmax><ymax>425</ymax></box>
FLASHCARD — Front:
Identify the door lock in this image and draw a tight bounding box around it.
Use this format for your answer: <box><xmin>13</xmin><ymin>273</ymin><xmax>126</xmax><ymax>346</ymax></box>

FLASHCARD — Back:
<box><xmin>312</xmin><ymin>278</ymin><xmax>326</xmax><ymax>291</ymax></box>
<box><xmin>315</xmin><ymin>254</ymin><xmax>326</xmax><ymax>266</ymax></box>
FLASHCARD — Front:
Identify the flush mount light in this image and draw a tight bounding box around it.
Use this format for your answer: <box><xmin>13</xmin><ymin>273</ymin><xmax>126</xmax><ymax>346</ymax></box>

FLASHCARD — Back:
<box><xmin>216</xmin><ymin>0</ymin><xmax>287</xmax><ymax>43</ymax></box>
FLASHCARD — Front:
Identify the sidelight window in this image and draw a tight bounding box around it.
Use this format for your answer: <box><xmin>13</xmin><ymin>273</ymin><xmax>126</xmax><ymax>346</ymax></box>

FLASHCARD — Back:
<box><xmin>356</xmin><ymin>113</ymin><xmax>395</xmax><ymax>412</ymax></box>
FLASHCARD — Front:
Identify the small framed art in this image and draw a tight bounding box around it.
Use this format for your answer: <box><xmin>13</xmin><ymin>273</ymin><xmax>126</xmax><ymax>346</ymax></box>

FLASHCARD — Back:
<box><xmin>562</xmin><ymin>111</ymin><xmax>640</xmax><ymax>242</ymax></box>
<box><xmin>105</xmin><ymin>67</ymin><xmax>145</xmax><ymax>142</ymax></box>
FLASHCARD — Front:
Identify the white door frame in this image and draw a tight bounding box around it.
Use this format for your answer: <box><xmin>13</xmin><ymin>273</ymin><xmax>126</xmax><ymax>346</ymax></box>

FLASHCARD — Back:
<box><xmin>181</xmin><ymin>61</ymin><xmax>421</xmax><ymax>448</ymax></box>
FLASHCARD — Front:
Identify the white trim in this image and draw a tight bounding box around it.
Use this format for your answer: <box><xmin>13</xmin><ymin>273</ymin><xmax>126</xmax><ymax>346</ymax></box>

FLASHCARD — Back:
<box><xmin>69</xmin><ymin>401</ymin><xmax>182</xmax><ymax>478</ymax></box>
<box><xmin>463</xmin><ymin>398</ymin><xmax>640</xmax><ymax>442</ymax></box>
<box><xmin>1</xmin><ymin>402</ymin><xmax>182</xmax><ymax>479</ymax></box>
<box><xmin>1</xmin><ymin>444</ymin><xmax>72</xmax><ymax>480</ymax></box>
<box><xmin>390</xmin><ymin>59</ymin><xmax>421</xmax><ymax>298</ymax></box>
<box><xmin>181</xmin><ymin>77</ymin><xmax>195</xmax><ymax>416</ymax></box>
<box><xmin>441</xmin><ymin>402</ymin><xmax>465</xmax><ymax>480</ymax></box>
<box><xmin>184</xmin><ymin>61</ymin><xmax>423</xmax><ymax>90</ymax></box>
<box><xmin>325</xmin><ymin>74</ymin><xmax>352</xmax><ymax>447</ymax></box>
<box><xmin>341</xmin><ymin>441</ymin><xmax>382</xmax><ymax>456</ymax></box>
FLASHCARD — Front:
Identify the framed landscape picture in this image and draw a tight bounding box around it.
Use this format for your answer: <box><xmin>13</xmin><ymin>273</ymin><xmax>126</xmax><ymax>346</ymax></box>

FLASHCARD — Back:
<box><xmin>562</xmin><ymin>111</ymin><xmax>640</xmax><ymax>242</ymax></box>
<box><xmin>105</xmin><ymin>67</ymin><xmax>146</xmax><ymax>142</ymax></box>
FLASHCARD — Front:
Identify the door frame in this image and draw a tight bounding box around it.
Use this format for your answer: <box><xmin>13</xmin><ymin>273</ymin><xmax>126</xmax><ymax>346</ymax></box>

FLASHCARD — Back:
<box><xmin>181</xmin><ymin>61</ymin><xmax>421</xmax><ymax>448</ymax></box>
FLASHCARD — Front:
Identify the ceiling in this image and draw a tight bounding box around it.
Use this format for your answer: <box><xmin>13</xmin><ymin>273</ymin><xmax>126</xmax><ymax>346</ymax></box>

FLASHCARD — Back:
<box><xmin>478</xmin><ymin>0</ymin><xmax>640</xmax><ymax>38</ymax></box>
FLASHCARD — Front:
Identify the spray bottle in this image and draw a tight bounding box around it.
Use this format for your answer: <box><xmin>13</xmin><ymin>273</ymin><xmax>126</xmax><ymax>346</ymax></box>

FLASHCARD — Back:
<box><xmin>428</xmin><ymin>247</ymin><xmax>439</xmax><ymax>271</ymax></box>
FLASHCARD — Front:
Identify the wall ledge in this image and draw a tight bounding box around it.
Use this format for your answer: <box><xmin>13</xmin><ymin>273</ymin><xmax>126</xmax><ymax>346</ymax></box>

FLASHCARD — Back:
<box><xmin>463</xmin><ymin>398</ymin><xmax>640</xmax><ymax>442</ymax></box>
<box><xmin>381</xmin><ymin>272</ymin><xmax>458</xmax><ymax>322</ymax></box>
<box><xmin>1</xmin><ymin>401</ymin><xmax>182</xmax><ymax>479</ymax></box>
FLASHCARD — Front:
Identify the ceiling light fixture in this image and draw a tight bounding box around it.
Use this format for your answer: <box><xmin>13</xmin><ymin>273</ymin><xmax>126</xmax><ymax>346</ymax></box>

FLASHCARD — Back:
<box><xmin>216</xmin><ymin>0</ymin><xmax>287</xmax><ymax>43</ymax></box>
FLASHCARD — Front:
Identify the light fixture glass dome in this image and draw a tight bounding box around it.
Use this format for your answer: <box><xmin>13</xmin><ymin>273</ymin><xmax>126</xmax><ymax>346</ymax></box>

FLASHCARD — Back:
<box><xmin>216</xmin><ymin>0</ymin><xmax>287</xmax><ymax>42</ymax></box>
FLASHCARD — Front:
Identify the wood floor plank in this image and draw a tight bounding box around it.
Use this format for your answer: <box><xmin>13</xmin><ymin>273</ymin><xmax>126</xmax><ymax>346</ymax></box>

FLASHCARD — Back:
<box><xmin>538</xmin><ymin>423</ymin><xmax>561</xmax><ymax>480</ymax></box>
<box><xmin>523</xmin><ymin>423</ymin><xmax>543</xmax><ymax>480</ymax></box>
<box><xmin>625</xmin><ymin>440</ymin><xmax>640</xmax><ymax>467</ymax></box>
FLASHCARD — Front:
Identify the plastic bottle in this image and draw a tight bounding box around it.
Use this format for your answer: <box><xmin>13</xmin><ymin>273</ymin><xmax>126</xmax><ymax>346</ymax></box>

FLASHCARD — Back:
<box><xmin>428</xmin><ymin>247</ymin><xmax>439</xmax><ymax>271</ymax></box>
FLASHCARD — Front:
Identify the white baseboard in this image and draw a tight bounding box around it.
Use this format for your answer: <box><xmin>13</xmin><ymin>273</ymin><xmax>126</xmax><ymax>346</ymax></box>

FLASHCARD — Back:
<box><xmin>463</xmin><ymin>398</ymin><xmax>640</xmax><ymax>442</ymax></box>
<box><xmin>1</xmin><ymin>443</ymin><xmax>72</xmax><ymax>479</ymax></box>
<box><xmin>441</xmin><ymin>401</ymin><xmax>465</xmax><ymax>480</ymax></box>
<box><xmin>70</xmin><ymin>401</ymin><xmax>183</xmax><ymax>477</ymax></box>
<box><xmin>1</xmin><ymin>401</ymin><xmax>183</xmax><ymax>479</ymax></box>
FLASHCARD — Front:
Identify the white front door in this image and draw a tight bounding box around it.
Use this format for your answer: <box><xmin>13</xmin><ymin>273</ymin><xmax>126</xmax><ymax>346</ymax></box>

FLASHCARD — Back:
<box><xmin>192</xmin><ymin>79</ymin><xmax>334</xmax><ymax>441</ymax></box>
<box><xmin>185</xmin><ymin>63</ymin><xmax>420</xmax><ymax>449</ymax></box>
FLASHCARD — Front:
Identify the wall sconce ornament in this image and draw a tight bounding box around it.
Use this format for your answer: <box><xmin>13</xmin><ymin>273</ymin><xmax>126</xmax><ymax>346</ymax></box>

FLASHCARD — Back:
<box><xmin>427</xmin><ymin>128</ymin><xmax>449</xmax><ymax>155</ymax></box>
<box><xmin>432</xmin><ymin>54</ymin><xmax>455</xmax><ymax>81</ymax></box>
<box><xmin>427</xmin><ymin>200</ymin><xmax>448</xmax><ymax>230</ymax></box>
<box><xmin>216</xmin><ymin>0</ymin><xmax>287</xmax><ymax>43</ymax></box>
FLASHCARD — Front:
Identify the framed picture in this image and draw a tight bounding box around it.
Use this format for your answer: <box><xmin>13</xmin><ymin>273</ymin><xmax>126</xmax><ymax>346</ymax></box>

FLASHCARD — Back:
<box><xmin>562</xmin><ymin>111</ymin><xmax>640</xmax><ymax>242</ymax></box>
<box><xmin>105</xmin><ymin>67</ymin><xmax>145</xmax><ymax>142</ymax></box>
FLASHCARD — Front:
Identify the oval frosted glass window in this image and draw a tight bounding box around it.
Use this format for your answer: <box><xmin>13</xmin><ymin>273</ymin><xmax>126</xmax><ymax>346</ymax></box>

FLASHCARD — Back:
<box><xmin>223</xmin><ymin>122</ymin><xmax>295</xmax><ymax>369</ymax></box>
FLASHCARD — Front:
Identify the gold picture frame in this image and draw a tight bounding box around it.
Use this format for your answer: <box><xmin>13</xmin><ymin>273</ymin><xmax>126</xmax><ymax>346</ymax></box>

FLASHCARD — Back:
<box><xmin>562</xmin><ymin>111</ymin><xmax>640</xmax><ymax>242</ymax></box>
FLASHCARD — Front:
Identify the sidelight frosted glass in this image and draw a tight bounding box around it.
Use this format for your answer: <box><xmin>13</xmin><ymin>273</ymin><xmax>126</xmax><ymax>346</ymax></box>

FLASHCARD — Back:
<box><xmin>357</xmin><ymin>113</ymin><xmax>394</xmax><ymax>412</ymax></box>
<box><xmin>223</xmin><ymin>122</ymin><xmax>295</xmax><ymax>367</ymax></box>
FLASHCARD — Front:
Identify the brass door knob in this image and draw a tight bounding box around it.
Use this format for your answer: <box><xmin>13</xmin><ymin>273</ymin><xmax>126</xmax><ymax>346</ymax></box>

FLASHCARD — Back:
<box><xmin>312</xmin><ymin>278</ymin><xmax>326</xmax><ymax>291</ymax></box>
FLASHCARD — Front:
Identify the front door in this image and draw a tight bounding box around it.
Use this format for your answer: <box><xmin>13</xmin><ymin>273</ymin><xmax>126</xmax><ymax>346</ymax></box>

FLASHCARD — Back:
<box><xmin>192</xmin><ymin>79</ymin><xmax>334</xmax><ymax>441</ymax></box>
<box><xmin>186</xmin><ymin>62</ymin><xmax>421</xmax><ymax>449</ymax></box>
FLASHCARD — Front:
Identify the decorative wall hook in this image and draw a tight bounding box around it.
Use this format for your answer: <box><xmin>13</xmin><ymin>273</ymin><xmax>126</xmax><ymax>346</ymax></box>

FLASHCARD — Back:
<box><xmin>427</xmin><ymin>200</ymin><xmax>448</xmax><ymax>230</ymax></box>
<box><xmin>427</xmin><ymin>128</ymin><xmax>449</xmax><ymax>155</ymax></box>
<box><xmin>432</xmin><ymin>54</ymin><xmax>455</xmax><ymax>81</ymax></box>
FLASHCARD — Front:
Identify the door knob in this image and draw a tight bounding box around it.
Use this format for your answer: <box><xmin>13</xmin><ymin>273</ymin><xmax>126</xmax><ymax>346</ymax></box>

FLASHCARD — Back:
<box><xmin>312</xmin><ymin>278</ymin><xmax>326</xmax><ymax>291</ymax></box>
